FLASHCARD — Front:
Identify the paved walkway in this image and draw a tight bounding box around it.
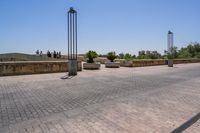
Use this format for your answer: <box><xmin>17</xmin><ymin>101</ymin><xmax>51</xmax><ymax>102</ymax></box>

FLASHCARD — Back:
<box><xmin>0</xmin><ymin>63</ymin><xmax>200</xmax><ymax>133</ymax></box>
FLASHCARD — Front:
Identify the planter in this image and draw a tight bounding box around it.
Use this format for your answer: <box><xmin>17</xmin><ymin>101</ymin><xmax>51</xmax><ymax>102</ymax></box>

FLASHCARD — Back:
<box><xmin>168</xmin><ymin>59</ymin><xmax>173</xmax><ymax>67</ymax></box>
<box><xmin>83</xmin><ymin>62</ymin><xmax>101</xmax><ymax>70</ymax></box>
<box><xmin>105</xmin><ymin>62</ymin><xmax>120</xmax><ymax>68</ymax></box>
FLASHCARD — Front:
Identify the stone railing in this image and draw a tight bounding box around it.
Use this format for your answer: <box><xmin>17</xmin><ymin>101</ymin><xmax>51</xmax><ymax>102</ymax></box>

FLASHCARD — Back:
<box><xmin>0</xmin><ymin>53</ymin><xmax>85</xmax><ymax>62</ymax></box>
<box><xmin>92</xmin><ymin>58</ymin><xmax>200</xmax><ymax>67</ymax></box>
<box><xmin>118</xmin><ymin>59</ymin><xmax>200</xmax><ymax>67</ymax></box>
<box><xmin>1</xmin><ymin>59</ymin><xmax>199</xmax><ymax>76</ymax></box>
<box><xmin>173</xmin><ymin>59</ymin><xmax>200</xmax><ymax>64</ymax></box>
<box><xmin>0</xmin><ymin>61</ymin><xmax>82</xmax><ymax>76</ymax></box>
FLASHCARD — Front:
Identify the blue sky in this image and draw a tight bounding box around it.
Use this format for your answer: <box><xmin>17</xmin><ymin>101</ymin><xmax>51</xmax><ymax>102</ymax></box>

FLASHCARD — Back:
<box><xmin>0</xmin><ymin>0</ymin><xmax>200</xmax><ymax>55</ymax></box>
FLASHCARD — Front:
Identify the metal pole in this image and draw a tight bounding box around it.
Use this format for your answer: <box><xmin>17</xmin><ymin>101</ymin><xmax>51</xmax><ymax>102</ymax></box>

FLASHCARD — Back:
<box><xmin>168</xmin><ymin>31</ymin><xmax>174</xmax><ymax>67</ymax></box>
<box><xmin>68</xmin><ymin>13</ymin><xmax>70</xmax><ymax>59</ymax></box>
<box><xmin>68</xmin><ymin>7</ymin><xmax>78</xmax><ymax>76</ymax></box>
<box><xmin>72</xmin><ymin>15</ymin><xmax>75</xmax><ymax>59</ymax></box>
<box><xmin>75</xmin><ymin>12</ymin><xmax>78</xmax><ymax>60</ymax></box>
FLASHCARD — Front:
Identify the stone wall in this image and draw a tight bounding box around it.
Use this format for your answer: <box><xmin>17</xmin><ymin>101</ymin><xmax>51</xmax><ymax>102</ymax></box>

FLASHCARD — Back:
<box><xmin>0</xmin><ymin>61</ymin><xmax>82</xmax><ymax>76</ymax></box>
<box><xmin>173</xmin><ymin>59</ymin><xmax>200</xmax><ymax>64</ymax></box>
<box><xmin>119</xmin><ymin>59</ymin><xmax>200</xmax><ymax>67</ymax></box>
<box><xmin>0</xmin><ymin>59</ymin><xmax>199</xmax><ymax>76</ymax></box>
<box><xmin>93</xmin><ymin>58</ymin><xmax>200</xmax><ymax>67</ymax></box>
<box><xmin>0</xmin><ymin>53</ymin><xmax>85</xmax><ymax>62</ymax></box>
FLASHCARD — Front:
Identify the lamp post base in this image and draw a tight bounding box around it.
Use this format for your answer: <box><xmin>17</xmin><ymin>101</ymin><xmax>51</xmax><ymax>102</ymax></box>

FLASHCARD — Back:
<box><xmin>68</xmin><ymin>60</ymin><xmax>77</xmax><ymax>76</ymax></box>
<box><xmin>168</xmin><ymin>59</ymin><xmax>173</xmax><ymax>67</ymax></box>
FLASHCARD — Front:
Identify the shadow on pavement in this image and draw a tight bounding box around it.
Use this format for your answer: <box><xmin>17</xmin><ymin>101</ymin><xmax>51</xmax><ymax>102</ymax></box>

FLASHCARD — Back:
<box><xmin>60</xmin><ymin>74</ymin><xmax>74</xmax><ymax>80</ymax></box>
<box><xmin>171</xmin><ymin>112</ymin><xmax>200</xmax><ymax>133</ymax></box>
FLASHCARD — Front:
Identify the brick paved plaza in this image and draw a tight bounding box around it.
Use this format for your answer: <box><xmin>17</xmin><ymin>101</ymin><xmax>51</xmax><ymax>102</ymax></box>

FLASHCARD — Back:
<box><xmin>0</xmin><ymin>63</ymin><xmax>200</xmax><ymax>133</ymax></box>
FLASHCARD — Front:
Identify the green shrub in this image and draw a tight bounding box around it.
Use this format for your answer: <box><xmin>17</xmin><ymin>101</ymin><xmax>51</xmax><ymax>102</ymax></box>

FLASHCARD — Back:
<box><xmin>167</xmin><ymin>54</ymin><xmax>173</xmax><ymax>59</ymax></box>
<box><xmin>107</xmin><ymin>52</ymin><xmax>117</xmax><ymax>62</ymax></box>
<box><xmin>124</xmin><ymin>53</ymin><xmax>132</xmax><ymax>60</ymax></box>
<box><xmin>178</xmin><ymin>49</ymin><xmax>192</xmax><ymax>58</ymax></box>
<box><xmin>195</xmin><ymin>53</ymin><xmax>200</xmax><ymax>58</ymax></box>
<box><xmin>118</xmin><ymin>53</ymin><xmax>124</xmax><ymax>59</ymax></box>
<box><xmin>85</xmin><ymin>50</ymin><xmax>98</xmax><ymax>63</ymax></box>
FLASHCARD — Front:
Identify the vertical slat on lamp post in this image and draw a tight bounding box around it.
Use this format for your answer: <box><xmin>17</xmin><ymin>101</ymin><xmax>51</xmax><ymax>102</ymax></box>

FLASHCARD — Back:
<box><xmin>167</xmin><ymin>31</ymin><xmax>174</xmax><ymax>67</ymax></box>
<box><xmin>68</xmin><ymin>7</ymin><xmax>78</xmax><ymax>76</ymax></box>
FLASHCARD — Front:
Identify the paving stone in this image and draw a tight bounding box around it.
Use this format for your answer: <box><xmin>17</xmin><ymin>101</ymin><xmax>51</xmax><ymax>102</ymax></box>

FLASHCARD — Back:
<box><xmin>0</xmin><ymin>63</ymin><xmax>199</xmax><ymax>133</ymax></box>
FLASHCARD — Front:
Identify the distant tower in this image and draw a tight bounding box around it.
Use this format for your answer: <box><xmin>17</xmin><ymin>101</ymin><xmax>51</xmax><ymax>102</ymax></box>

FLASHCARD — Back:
<box><xmin>167</xmin><ymin>31</ymin><xmax>174</xmax><ymax>67</ymax></box>
<box><xmin>68</xmin><ymin>7</ymin><xmax>78</xmax><ymax>76</ymax></box>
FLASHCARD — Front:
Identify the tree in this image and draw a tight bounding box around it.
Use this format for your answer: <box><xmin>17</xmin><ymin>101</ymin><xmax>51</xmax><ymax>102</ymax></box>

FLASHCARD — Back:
<box><xmin>118</xmin><ymin>53</ymin><xmax>124</xmax><ymax>59</ymax></box>
<box><xmin>132</xmin><ymin>55</ymin><xmax>136</xmax><ymax>59</ymax></box>
<box><xmin>192</xmin><ymin>42</ymin><xmax>200</xmax><ymax>58</ymax></box>
<box><xmin>145</xmin><ymin>50</ymin><xmax>151</xmax><ymax>59</ymax></box>
<box><xmin>178</xmin><ymin>42</ymin><xmax>200</xmax><ymax>58</ymax></box>
<box><xmin>151</xmin><ymin>51</ymin><xmax>162</xmax><ymax>59</ymax></box>
<box><xmin>137</xmin><ymin>50</ymin><xmax>161</xmax><ymax>59</ymax></box>
<box><xmin>107</xmin><ymin>52</ymin><xmax>117</xmax><ymax>62</ymax></box>
<box><xmin>137</xmin><ymin>50</ymin><xmax>146</xmax><ymax>59</ymax></box>
<box><xmin>187</xmin><ymin>44</ymin><xmax>195</xmax><ymax>57</ymax></box>
<box><xmin>171</xmin><ymin>46</ymin><xmax>179</xmax><ymax>59</ymax></box>
<box><xmin>85</xmin><ymin>50</ymin><xmax>98</xmax><ymax>63</ymax></box>
<box><xmin>178</xmin><ymin>48</ymin><xmax>192</xmax><ymax>58</ymax></box>
<box><xmin>124</xmin><ymin>53</ymin><xmax>132</xmax><ymax>60</ymax></box>
<box><xmin>196</xmin><ymin>53</ymin><xmax>200</xmax><ymax>58</ymax></box>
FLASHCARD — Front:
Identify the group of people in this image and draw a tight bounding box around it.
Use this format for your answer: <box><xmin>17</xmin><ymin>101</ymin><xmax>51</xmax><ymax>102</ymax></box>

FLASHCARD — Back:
<box><xmin>35</xmin><ymin>50</ymin><xmax>62</xmax><ymax>58</ymax></box>
<box><xmin>47</xmin><ymin>50</ymin><xmax>62</xmax><ymax>58</ymax></box>
<box><xmin>35</xmin><ymin>50</ymin><xmax>43</xmax><ymax>56</ymax></box>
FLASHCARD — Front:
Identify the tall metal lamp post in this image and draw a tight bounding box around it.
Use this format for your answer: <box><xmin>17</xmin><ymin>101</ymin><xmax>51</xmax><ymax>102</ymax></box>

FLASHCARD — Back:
<box><xmin>68</xmin><ymin>7</ymin><xmax>78</xmax><ymax>76</ymax></box>
<box><xmin>167</xmin><ymin>30</ymin><xmax>174</xmax><ymax>67</ymax></box>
